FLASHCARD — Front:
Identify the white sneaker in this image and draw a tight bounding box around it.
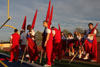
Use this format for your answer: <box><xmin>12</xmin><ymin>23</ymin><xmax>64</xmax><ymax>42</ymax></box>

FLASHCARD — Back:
<box><xmin>26</xmin><ymin>54</ymin><xmax>29</xmax><ymax>58</ymax></box>
<box><xmin>83</xmin><ymin>56</ymin><xmax>88</xmax><ymax>60</ymax></box>
<box><xmin>83</xmin><ymin>53</ymin><xmax>89</xmax><ymax>60</ymax></box>
<box><xmin>44</xmin><ymin>64</ymin><xmax>51</xmax><ymax>67</ymax></box>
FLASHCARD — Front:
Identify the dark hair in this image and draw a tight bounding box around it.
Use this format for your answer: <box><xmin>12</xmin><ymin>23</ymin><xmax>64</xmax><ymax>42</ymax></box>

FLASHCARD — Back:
<box><xmin>43</xmin><ymin>20</ymin><xmax>48</xmax><ymax>23</ymax></box>
<box><xmin>27</xmin><ymin>24</ymin><xmax>31</xmax><ymax>28</ymax></box>
<box><xmin>51</xmin><ymin>26</ymin><xmax>55</xmax><ymax>29</ymax></box>
<box><xmin>68</xmin><ymin>33</ymin><xmax>72</xmax><ymax>36</ymax></box>
<box><xmin>88</xmin><ymin>23</ymin><xmax>93</xmax><ymax>26</ymax></box>
<box><xmin>70</xmin><ymin>33</ymin><xmax>73</xmax><ymax>36</ymax></box>
<box><xmin>67</xmin><ymin>33</ymin><xmax>70</xmax><ymax>36</ymax></box>
<box><xmin>14</xmin><ymin>29</ymin><xmax>18</xmax><ymax>33</ymax></box>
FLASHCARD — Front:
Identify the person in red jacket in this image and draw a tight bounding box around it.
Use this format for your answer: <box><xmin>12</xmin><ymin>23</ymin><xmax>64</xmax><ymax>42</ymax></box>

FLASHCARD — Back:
<box><xmin>51</xmin><ymin>26</ymin><xmax>62</xmax><ymax>63</ymax></box>
<box><xmin>9</xmin><ymin>29</ymin><xmax>20</xmax><ymax>62</ymax></box>
<box><xmin>43</xmin><ymin>20</ymin><xmax>53</xmax><ymax>67</ymax></box>
<box><xmin>27</xmin><ymin>25</ymin><xmax>39</xmax><ymax>63</ymax></box>
<box><xmin>83</xmin><ymin>23</ymin><xmax>97</xmax><ymax>62</ymax></box>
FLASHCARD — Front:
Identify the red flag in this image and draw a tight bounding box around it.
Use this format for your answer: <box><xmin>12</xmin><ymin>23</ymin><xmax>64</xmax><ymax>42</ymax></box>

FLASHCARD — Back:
<box><xmin>21</xmin><ymin>16</ymin><xmax>26</xmax><ymax>31</ymax></box>
<box><xmin>58</xmin><ymin>24</ymin><xmax>61</xmax><ymax>32</ymax></box>
<box><xmin>91</xmin><ymin>23</ymin><xmax>98</xmax><ymax>59</ymax></box>
<box><xmin>91</xmin><ymin>23</ymin><xmax>98</xmax><ymax>33</ymax></box>
<box><xmin>50</xmin><ymin>5</ymin><xmax>53</xmax><ymax>22</ymax></box>
<box><xmin>46</xmin><ymin>0</ymin><xmax>51</xmax><ymax>21</ymax></box>
<box><xmin>31</xmin><ymin>9</ymin><xmax>38</xmax><ymax>29</ymax></box>
<box><xmin>84</xmin><ymin>23</ymin><xmax>98</xmax><ymax>60</ymax></box>
<box><xmin>48</xmin><ymin>5</ymin><xmax>53</xmax><ymax>28</ymax></box>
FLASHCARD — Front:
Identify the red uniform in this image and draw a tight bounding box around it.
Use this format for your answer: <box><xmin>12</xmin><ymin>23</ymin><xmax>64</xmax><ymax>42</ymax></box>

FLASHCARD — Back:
<box><xmin>84</xmin><ymin>29</ymin><xmax>97</xmax><ymax>60</ymax></box>
<box><xmin>52</xmin><ymin>28</ymin><xmax>62</xmax><ymax>62</ymax></box>
<box><xmin>27</xmin><ymin>30</ymin><xmax>38</xmax><ymax>62</ymax></box>
<box><xmin>67</xmin><ymin>37</ymin><xmax>74</xmax><ymax>48</ymax></box>
<box><xmin>75</xmin><ymin>40</ymin><xmax>79</xmax><ymax>47</ymax></box>
<box><xmin>44</xmin><ymin>27</ymin><xmax>53</xmax><ymax>65</ymax></box>
<box><xmin>75</xmin><ymin>36</ymin><xmax>82</xmax><ymax>47</ymax></box>
<box><xmin>92</xmin><ymin>35</ymin><xmax>97</xmax><ymax>60</ymax></box>
<box><xmin>9</xmin><ymin>33</ymin><xmax>20</xmax><ymax>61</ymax></box>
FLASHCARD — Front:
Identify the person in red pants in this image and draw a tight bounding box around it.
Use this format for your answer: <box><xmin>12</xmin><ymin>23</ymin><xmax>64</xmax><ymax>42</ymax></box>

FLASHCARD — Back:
<box><xmin>83</xmin><ymin>23</ymin><xmax>97</xmax><ymax>62</ymax></box>
<box><xmin>27</xmin><ymin>25</ymin><xmax>39</xmax><ymax>63</ymax></box>
<box><xmin>43</xmin><ymin>20</ymin><xmax>53</xmax><ymax>67</ymax></box>
<box><xmin>51</xmin><ymin>26</ymin><xmax>62</xmax><ymax>64</ymax></box>
<box><xmin>9</xmin><ymin>29</ymin><xmax>20</xmax><ymax>62</ymax></box>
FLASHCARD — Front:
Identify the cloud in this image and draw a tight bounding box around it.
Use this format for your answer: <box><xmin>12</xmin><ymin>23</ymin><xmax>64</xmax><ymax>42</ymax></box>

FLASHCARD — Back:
<box><xmin>0</xmin><ymin>0</ymin><xmax>100</xmax><ymax>40</ymax></box>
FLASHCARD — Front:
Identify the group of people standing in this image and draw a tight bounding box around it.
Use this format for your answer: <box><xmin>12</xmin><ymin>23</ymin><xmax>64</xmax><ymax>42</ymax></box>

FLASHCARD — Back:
<box><xmin>8</xmin><ymin>20</ymin><xmax>61</xmax><ymax>67</ymax></box>
<box><xmin>7</xmin><ymin>1</ymin><xmax>98</xmax><ymax>67</ymax></box>
<box><xmin>9</xmin><ymin>24</ymin><xmax>39</xmax><ymax>63</ymax></box>
<box><xmin>61</xmin><ymin>23</ymin><xmax>98</xmax><ymax>63</ymax></box>
<box><xmin>8</xmin><ymin>21</ymin><xmax>98</xmax><ymax>67</ymax></box>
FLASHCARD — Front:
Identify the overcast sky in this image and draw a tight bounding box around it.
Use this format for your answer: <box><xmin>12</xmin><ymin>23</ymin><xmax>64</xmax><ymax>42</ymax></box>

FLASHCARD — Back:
<box><xmin>0</xmin><ymin>0</ymin><xmax>100</xmax><ymax>41</ymax></box>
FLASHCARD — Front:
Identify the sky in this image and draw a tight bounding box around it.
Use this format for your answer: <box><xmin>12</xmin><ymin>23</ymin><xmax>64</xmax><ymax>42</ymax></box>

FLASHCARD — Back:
<box><xmin>0</xmin><ymin>0</ymin><xmax>100</xmax><ymax>41</ymax></box>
